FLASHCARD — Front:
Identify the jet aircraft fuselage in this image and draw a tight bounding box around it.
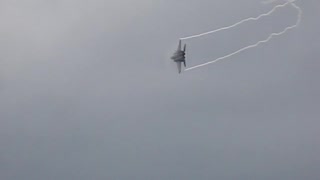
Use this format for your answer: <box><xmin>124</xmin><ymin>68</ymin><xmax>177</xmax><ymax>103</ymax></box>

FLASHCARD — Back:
<box><xmin>171</xmin><ymin>40</ymin><xmax>186</xmax><ymax>73</ymax></box>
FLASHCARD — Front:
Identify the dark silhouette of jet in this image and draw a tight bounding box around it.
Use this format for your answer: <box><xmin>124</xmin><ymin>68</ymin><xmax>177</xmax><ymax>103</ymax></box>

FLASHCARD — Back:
<box><xmin>171</xmin><ymin>40</ymin><xmax>186</xmax><ymax>73</ymax></box>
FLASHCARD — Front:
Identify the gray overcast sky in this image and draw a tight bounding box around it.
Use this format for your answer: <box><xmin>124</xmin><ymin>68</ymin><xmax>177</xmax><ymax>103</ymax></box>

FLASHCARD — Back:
<box><xmin>1</xmin><ymin>0</ymin><xmax>319</xmax><ymax>180</ymax></box>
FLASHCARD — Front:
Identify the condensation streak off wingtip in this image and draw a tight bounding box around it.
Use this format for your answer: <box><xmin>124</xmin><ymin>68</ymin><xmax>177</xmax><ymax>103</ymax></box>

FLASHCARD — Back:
<box><xmin>180</xmin><ymin>0</ymin><xmax>295</xmax><ymax>41</ymax></box>
<box><xmin>182</xmin><ymin>0</ymin><xmax>302</xmax><ymax>72</ymax></box>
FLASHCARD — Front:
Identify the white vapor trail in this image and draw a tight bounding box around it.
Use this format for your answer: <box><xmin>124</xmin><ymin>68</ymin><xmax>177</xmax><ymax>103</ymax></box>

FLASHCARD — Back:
<box><xmin>180</xmin><ymin>0</ymin><xmax>294</xmax><ymax>40</ymax></box>
<box><xmin>184</xmin><ymin>0</ymin><xmax>302</xmax><ymax>71</ymax></box>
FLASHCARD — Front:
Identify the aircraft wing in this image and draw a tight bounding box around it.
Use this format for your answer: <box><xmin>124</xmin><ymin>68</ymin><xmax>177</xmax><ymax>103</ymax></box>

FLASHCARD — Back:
<box><xmin>176</xmin><ymin>61</ymin><xmax>182</xmax><ymax>73</ymax></box>
<box><xmin>177</xmin><ymin>40</ymin><xmax>181</xmax><ymax>51</ymax></box>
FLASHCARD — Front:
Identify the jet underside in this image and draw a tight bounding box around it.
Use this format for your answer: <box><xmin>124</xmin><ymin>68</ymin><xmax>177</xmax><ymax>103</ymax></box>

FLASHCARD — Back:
<box><xmin>171</xmin><ymin>40</ymin><xmax>186</xmax><ymax>73</ymax></box>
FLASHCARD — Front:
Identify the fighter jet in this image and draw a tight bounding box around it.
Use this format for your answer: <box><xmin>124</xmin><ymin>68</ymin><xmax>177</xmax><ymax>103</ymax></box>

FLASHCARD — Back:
<box><xmin>171</xmin><ymin>40</ymin><xmax>186</xmax><ymax>73</ymax></box>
